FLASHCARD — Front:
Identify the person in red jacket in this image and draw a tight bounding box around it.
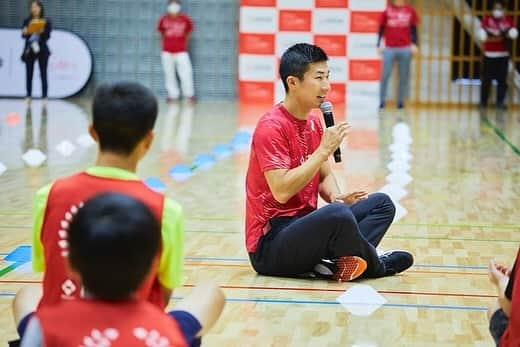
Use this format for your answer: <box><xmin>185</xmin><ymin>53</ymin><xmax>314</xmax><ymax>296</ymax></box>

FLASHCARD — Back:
<box><xmin>11</xmin><ymin>82</ymin><xmax>184</xmax><ymax>343</ymax></box>
<box><xmin>17</xmin><ymin>193</ymin><xmax>225</xmax><ymax>347</ymax></box>
<box><xmin>478</xmin><ymin>0</ymin><xmax>518</xmax><ymax>109</ymax></box>
<box><xmin>488</xmin><ymin>247</ymin><xmax>520</xmax><ymax>346</ymax></box>
<box><xmin>157</xmin><ymin>0</ymin><xmax>195</xmax><ymax>103</ymax></box>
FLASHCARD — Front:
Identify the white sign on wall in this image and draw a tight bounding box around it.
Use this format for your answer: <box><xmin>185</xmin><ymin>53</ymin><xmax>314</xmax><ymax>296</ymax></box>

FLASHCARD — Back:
<box><xmin>0</xmin><ymin>28</ymin><xmax>93</xmax><ymax>98</ymax></box>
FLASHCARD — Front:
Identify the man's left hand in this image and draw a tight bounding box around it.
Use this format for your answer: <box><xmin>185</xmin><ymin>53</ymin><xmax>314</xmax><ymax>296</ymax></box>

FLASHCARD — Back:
<box><xmin>332</xmin><ymin>191</ymin><xmax>368</xmax><ymax>205</ymax></box>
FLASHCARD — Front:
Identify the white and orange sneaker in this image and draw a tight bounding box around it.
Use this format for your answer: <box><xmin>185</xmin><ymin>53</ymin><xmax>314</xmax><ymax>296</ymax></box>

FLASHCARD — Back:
<box><xmin>314</xmin><ymin>256</ymin><xmax>367</xmax><ymax>282</ymax></box>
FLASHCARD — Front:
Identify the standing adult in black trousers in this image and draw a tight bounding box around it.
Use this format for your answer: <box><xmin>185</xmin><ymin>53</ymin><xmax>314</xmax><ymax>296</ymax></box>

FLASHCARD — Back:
<box><xmin>21</xmin><ymin>0</ymin><xmax>52</xmax><ymax>104</ymax></box>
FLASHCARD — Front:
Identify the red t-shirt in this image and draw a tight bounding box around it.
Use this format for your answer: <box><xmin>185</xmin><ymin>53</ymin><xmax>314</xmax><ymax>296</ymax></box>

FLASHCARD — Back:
<box><xmin>245</xmin><ymin>104</ymin><xmax>323</xmax><ymax>253</ymax></box>
<box><xmin>379</xmin><ymin>4</ymin><xmax>419</xmax><ymax>47</ymax></box>
<box><xmin>157</xmin><ymin>14</ymin><xmax>193</xmax><ymax>53</ymax></box>
<box><xmin>481</xmin><ymin>15</ymin><xmax>515</xmax><ymax>53</ymax></box>
<box><xmin>37</xmin><ymin>299</ymin><xmax>187</xmax><ymax>347</ymax></box>
<box><xmin>500</xmin><ymin>248</ymin><xmax>520</xmax><ymax>347</ymax></box>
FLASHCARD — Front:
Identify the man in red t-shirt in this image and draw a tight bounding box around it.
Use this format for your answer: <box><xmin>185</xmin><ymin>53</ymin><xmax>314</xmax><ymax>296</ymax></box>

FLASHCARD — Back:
<box><xmin>18</xmin><ymin>193</ymin><xmax>224</xmax><ymax>347</ymax></box>
<box><xmin>157</xmin><ymin>1</ymin><xmax>195</xmax><ymax>102</ymax></box>
<box><xmin>245</xmin><ymin>43</ymin><xmax>414</xmax><ymax>282</ymax></box>
<box><xmin>377</xmin><ymin>0</ymin><xmax>419</xmax><ymax>111</ymax></box>
<box><xmin>478</xmin><ymin>0</ymin><xmax>518</xmax><ymax>109</ymax></box>
<box><xmin>488</xmin><ymin>247</ymin><xmax>520</xmax><ymax>347</ymax></box>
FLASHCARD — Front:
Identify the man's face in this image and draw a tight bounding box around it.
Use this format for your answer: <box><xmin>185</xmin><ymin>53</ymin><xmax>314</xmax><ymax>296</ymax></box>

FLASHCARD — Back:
<box><xmin>294</xmin><ymin>61</ymin><xmax>331</xmax><ymax>109</ymax></box>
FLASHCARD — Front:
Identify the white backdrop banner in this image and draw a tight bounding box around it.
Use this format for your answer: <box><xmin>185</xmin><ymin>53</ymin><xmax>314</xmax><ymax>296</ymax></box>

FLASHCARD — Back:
<box><xmin>0</xmin><ymin>28</ymin><xmax>92</xmax><ymax>98</ymax></box>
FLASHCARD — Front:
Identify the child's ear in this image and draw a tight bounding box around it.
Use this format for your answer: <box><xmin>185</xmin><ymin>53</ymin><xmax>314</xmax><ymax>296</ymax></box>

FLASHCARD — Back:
<box><xmin>144</xmin><ymin>131</ymin><xmax>154</xmax><ymax>150</ymax></box>
<box><xmin>88</xmin><ymin>124</ymin><xmax>99</xmax><ymax>143</ymax></box>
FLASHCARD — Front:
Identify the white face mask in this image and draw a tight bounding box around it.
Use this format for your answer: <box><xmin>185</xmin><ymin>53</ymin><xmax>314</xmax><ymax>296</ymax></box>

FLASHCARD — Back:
<box><xmin>168</xmin><ymin>3</ymin><xmax>181</xmax><ymax>14</ymax></box>
<box><xmin>493</xmin><ymin>9</ymin><xmax>504</xmax><ymax>18</ymax></box>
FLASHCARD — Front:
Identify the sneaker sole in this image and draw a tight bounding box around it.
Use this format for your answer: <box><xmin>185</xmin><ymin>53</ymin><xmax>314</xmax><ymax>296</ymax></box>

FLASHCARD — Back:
<box><xmin>331</xmin><ymin>256</ymin><xmax>367</xmax><ymax>282</ymax></box>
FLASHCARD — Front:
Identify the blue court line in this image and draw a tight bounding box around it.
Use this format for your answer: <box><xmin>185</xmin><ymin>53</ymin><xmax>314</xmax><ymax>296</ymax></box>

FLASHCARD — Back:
<box><xmin>185</xmin><ymin>256</ymin><xmax>488</xmax><ymax>270</ymax></box>
<box><xmin>169</xmin><ymin>296</ymin><xmax>486</xmax><ymax>312</ymax></box>
<box><xmin>0</xmin><ymin>292</ymin><xmax>487</xmax><ymax>312</ymax></box>
<box><xmin>0</xmin><ymin>254</ymin><xmax>490</xmax><ymax>271</ymax></box>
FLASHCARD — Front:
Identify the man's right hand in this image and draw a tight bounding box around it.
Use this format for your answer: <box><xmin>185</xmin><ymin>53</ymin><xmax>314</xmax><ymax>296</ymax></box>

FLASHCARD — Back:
<box><xmin>319</xmin><ymin>122</ymin><xmax>350</xmax><ymax>159</ymax></box>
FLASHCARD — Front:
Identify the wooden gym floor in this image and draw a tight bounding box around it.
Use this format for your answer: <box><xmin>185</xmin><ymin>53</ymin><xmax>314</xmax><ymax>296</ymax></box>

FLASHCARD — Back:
<box><xmin>0</xmin><ymin>98</ymin><xmax>518</xmax><ymax>346</ymax></box>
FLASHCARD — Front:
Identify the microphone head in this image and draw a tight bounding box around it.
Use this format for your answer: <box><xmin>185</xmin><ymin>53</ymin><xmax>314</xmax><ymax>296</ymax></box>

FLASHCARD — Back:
<box><xmin>320</xmin><ymin>101</ymin><xmax>333</xmax><ymax>113</ymax></box>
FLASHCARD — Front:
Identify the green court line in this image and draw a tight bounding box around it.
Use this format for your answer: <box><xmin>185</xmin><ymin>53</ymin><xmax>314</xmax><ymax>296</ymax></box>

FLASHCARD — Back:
<box><xmin>0</xmin><ymin>219</ymin><xmax>518</xmax><ymax>230</ymax></box>
<box><xmin>482</xmin><ymin>115</ymin><xmax>520</xmax><ymax>156</ymax></box>
<box><xmin>385</xmin><ymin>235</ymin><xmax>519</xmax><ymax>243</ymax></box>
<box><xmin>395</xmin><ymin>222</ymin><xmax>520</xmax><ymax>230</ymax></box>
<box><xmin>0</xmin><ymin>264</ymin><xmax>20</xmax><ymax>277</ymax></box>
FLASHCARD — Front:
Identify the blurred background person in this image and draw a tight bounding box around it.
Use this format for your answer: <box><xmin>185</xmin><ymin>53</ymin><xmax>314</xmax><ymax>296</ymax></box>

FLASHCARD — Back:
<box><xmin>157</xmin><ymin>0</ymin><xmax>195</xmax><ymax>103</ymax></box>
<box><xmin>478</xmin><ymin>0</ymin><xmax>518</xmax><ymax>110</ymax></box>
<box><xmin>377</xmin><ymin>0</ymin><xmax>419</xmax><ymax>111</ymax></box>
<box><xmin>21</xmin><ymin>0</ymin><xmax>52</xmax><ymax>105</ymax></box>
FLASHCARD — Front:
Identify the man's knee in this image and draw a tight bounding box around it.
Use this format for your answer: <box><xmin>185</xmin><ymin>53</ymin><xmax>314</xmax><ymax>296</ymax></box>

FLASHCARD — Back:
<box><xmin>488</xmin><ymin>299</ymin><xmax>501</xmax><ymax>320</ymax></box>
<box><xmin>323</xmin><ymin>203</ymin><xmax>357</xmax><ymax>227</ymax></box>
<box><xmin>371</xmin><ymin>192</ymin><xmax>396</xmax><ymax>219</ymax></box>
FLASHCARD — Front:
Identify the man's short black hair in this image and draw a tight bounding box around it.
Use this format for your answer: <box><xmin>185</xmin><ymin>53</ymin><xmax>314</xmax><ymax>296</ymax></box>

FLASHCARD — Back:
<box><xmin>279</xmin><ymin>43</ymin><xmax>329</xmax><ymax>92</ymax></box>
<box><xmin>68</xmin><ymin>193</ymin><xmax>160</xmax><ymax>300</ymax></box>
<box><xmin>92</xmin><ymin>81</ymin><xmax>158</xmax><ymax>155</ymax></box>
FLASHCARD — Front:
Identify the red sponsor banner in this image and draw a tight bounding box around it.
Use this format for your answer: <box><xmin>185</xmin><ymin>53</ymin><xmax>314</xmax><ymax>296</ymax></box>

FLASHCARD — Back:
<box><xmin>279</xmin><ymin>10</ymin><xmax>312</xmax><ymax>32</ymax></box>
<box><xmin>240</xmin><ymin>0</ymin><xmax>276</xmax><ymax>6</ymax></box>
<box><xmin>326</xmin><ymin>83</ymin><xmax>346</xmax><ymax>104</ymax></box>
<box><xmin>349</xmin><ymin>60</ymin><xmax>381</xmax><ymax>81</ymax></box>
<box><xmin>350</xmin><ymin>11</ymin><xmax>382</xmax><ymax>33</ymax></box>
<box><xmin>239</xmin><ymin>81</ymin><xmax>275</xmax><ymax>103</ymax></box>
<box><xmin>314</xmin><ymin>35</ymin><xmax>347</xmax><ymax>56</ymax></box>
<box><xmin>315</xmin><ymin>0</ymin><xmax>348</xmax><ymax>7</ymax></box>
<box><xmin>239</xmin><ymin>33</ymin><xmax>276</xmax><ymax>55</ymax></box>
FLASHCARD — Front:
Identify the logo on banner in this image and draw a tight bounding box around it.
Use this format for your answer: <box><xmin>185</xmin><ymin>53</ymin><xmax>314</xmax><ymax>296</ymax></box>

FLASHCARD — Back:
<box><xmin>316</xmin><ymin>0</ymin><xmax>349</xmax><ymax>8</ymax></box>
<box><xmin>351</xmin><ymin>12</ymin><xmax>381</xmax><ymax>33</ymax></box>
<box><xmin>239</xmin><ymin>81</ymin><xmax>275</xmax><ymax>103</ymax></box>
<box><xmin>314</xmin><ymin>35</ymin><xmax>347</xmax><ymax>56</ymax></box>
<box><xmin>327</xmin><ymin>83</ymin><xmax>346</xmax><ymax>104</ymax></box>
<box><xmin>312</xmin><ymin>9</ymin><xmax>349</xmax><ymax>34</ymax></box>
<box><xmin>240</xmin><ymin>33</ymin><xmax>275</xmax><ymax>55</ymax></box>
<box><xmin>240</xmin><ymin>7</ymin><xmax>277</xmax><ymax>33</ymax></box>
<box><xmin>239</xmin><ymin>55</ymin><xmax>277</xmax><ymax>81</ymax></box>
<box><xmin>277</xmin><ymin>0</ymin><xmax>314</xmax><ymax>8</ymax></box>
<box><xmin>347</xmin><ymin>34</ymin><xmax>379</xmax><ymax>58</ymax></box>
<box><xmin>276</xmin><ymin>32</ymin><xmax>313</xmax><ymax>56</ymax></box>
<box><xmin>279</xmin><ymin>10</ymin><xmax>312</xmax><ymax>32</ymax></box>
<box><xmin>240</xmin><ymin>0</ymin><xmax>276</xmax><ymax>6</ymax></box>
<box><xmin>328</xmin><ymin>57</ymin><xmax>348</xmax><ymax>83</ymax></box>
<box><xmin>349</xmin><ymin>0</ymin><xmax>386</xmax><ymax>11</ymax></box>
<box><xmin>349</xmin><ymin>60</ymin><xmax>381</xmax><ymax>81</ymax></box>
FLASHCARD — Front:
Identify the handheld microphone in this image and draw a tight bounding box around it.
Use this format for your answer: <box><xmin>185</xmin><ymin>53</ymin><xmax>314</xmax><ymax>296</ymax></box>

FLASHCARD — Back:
<box><xmin>319</xmin><ymin>101</ymin><xmax>341</xmax><ymax>163</ymax></box>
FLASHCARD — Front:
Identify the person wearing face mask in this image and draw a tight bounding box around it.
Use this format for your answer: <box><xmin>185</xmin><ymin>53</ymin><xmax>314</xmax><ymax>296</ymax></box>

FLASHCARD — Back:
<box><xmin>478</xmin><ymin>0</ymin><xmax>518</xmax><ymax>110</ymax></box>
<box><xmin>157</xmin><ymin>0</ymin><xmax>195</xmax><ymax>103</ymax></box>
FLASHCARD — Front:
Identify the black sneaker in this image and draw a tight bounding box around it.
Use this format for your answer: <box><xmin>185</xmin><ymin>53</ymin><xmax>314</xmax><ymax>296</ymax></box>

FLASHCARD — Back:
<box><xmin>379</xmin><ymin>250</ymin><xmax>414</xmax><ymax>276</ymax></box>
<box><xmin>397</xmin><ymin>102</ymin><xmax>404</xmax><ymax>110</ymax></box>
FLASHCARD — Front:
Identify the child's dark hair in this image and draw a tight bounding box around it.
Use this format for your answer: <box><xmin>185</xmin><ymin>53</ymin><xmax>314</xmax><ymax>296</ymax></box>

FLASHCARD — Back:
<box><xmin>68</xmin><ymin>193</ymin><xmax>160</xmax><ymax>300</ymax></box>
<box><xmin>92</xmin><ymin>81</ymin><xmax>158</xmax><ymax>155</ymax></box>
<box><xmin>279</xmin><ymin>43</ymin><xmax>328</xmax><ymax>92</ymax></box>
